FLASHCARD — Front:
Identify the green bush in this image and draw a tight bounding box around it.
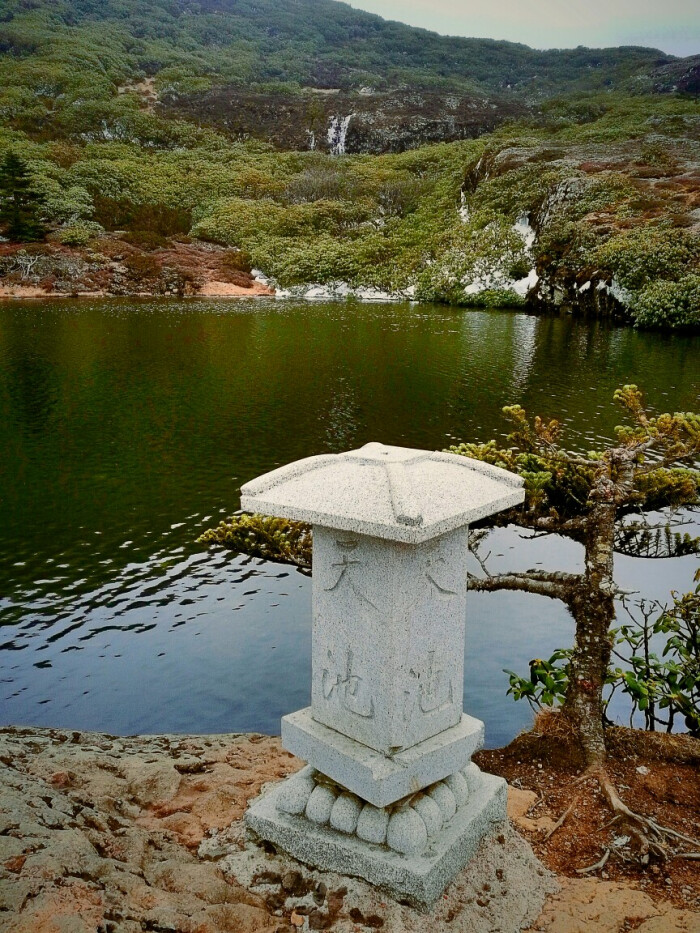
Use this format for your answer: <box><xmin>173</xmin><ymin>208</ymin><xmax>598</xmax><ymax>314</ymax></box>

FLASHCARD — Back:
<box><xmin>594</xmin><ymin>226</ymin><xmax>700</xmax><ymax>292</ymax></box>
<box><xmin>459</xmin><ymin>288</ymin><xmax>526</xmax><ymax>308</ymax></box>
<box><xmin>92</xmin><ymin>196</ymin><xmax>192</xmax><ymax>237</ymax></box>
<box><xmin>504</xmin><ymin>577</ymin><xmax>700</xmax><ymax>736</ymax></box>
<box><xmin>57</xmin><ymin>220</ymin><xmax>103</xmax><ymax>246</ymax></box>
<box><xmin>120</xmin><ymin>229</ymin><xmax>168</xmax><ymax>250</ymax></box>
<box><xmin>632</xmin><ymin>276</ymin><xmax>700</xmax><ymax>330</ymax></box>
<box><xmin>221</xmin><ymin>248</ymin><xmax>253</xmax><ymax>274</ymax></box>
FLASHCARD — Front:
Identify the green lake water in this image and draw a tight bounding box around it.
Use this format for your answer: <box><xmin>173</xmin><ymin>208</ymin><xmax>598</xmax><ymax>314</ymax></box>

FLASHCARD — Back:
<box><xmin>0</xmin><ymin>298</ymin><xmax>698</xmax><ymax>745</ymax></box>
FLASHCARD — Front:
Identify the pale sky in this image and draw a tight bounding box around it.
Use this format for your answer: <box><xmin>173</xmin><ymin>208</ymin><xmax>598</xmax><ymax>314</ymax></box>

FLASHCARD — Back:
<box><xmin>348</xmin><ymin>0</ymin><xmax>700</xmax><ymax>57</ymax></box>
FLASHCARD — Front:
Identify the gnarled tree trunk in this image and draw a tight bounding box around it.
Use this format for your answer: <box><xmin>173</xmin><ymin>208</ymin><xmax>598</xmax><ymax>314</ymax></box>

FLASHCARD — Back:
<box><xmin>562</xmin><ymin>478</ymin><xmax>617</xmax><ymax>767</ymax></box>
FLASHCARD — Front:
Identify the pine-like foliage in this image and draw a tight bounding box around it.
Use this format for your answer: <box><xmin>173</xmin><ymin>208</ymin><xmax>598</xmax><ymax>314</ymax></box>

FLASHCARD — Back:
<box><xmin>0</xmin><ymin>153</ymin><xmax>46</xmax><ymax>242</ymax></box>
<box><xmin>197</xmin><ymin>513</ymin><xmax>312</xmax><ymax>570</ymax></box>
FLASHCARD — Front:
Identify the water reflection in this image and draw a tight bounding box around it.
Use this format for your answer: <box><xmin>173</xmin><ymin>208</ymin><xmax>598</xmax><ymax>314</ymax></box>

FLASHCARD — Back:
<box><xmin>0</xmin><ymin>298</ymin><xmax>698</xmax><ymax>742</ymax></box>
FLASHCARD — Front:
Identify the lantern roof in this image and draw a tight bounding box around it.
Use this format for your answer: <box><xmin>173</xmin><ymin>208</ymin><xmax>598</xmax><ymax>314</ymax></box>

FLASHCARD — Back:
<box><xmin>240</xmin><ymin>442</ymin><xmax>524</xmax><ymax>544</ymax></box>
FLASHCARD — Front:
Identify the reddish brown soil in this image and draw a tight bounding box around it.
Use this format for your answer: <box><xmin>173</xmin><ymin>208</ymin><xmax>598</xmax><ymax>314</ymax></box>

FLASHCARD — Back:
<box><xmin>0</xmin><ymin>236</ymin><xmax>274</xmax><ymax>299</ymax></box>
<box><xmin>475</xmin><ymin>721</ymin><xmax>700</xmax><ymax>912</ymax></box>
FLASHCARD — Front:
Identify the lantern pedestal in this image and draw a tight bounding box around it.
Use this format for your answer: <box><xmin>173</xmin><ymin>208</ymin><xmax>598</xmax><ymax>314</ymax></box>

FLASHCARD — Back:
<box><xmin>246</xmin><ymin>763</ymin><xmax>507</xmax><ymax>909</ymax></box>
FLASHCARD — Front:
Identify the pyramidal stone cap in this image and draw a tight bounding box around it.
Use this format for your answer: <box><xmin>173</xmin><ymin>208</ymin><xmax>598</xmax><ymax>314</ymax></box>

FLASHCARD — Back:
<box><xmin>240</xmin><ymin>442</ymin><xmax>524</xmax><ymax>544</ymax></box>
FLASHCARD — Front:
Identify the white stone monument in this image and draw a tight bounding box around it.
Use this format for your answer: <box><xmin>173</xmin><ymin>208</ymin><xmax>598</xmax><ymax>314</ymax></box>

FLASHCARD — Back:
<box><xmin>243</xmin><ymin>442</ymin><xmax>524</xmax><ymax>906</ymax></box>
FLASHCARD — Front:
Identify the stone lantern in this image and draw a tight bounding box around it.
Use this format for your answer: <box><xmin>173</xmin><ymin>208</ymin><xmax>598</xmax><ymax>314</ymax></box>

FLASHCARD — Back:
<box><xmin>243</xmin><ymin>442</ymin><xmax>524</xmax><ymax>906</ymax></box>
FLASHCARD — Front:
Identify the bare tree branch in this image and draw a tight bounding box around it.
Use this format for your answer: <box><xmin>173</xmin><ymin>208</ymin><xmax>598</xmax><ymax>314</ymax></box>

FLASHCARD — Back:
<box><xmin>468</xmin><ymin>570</ymin><xmax>579</xmax><ymax>601</ymax></box>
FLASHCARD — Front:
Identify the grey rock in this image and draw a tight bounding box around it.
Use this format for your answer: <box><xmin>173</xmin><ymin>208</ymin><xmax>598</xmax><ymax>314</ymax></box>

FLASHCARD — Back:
<box><xmin>305</xmin><ymin>785</ymin><xmax>337</xmax><ymax>825</ymax></box>
<box><xmin>386</xmin><ymin>807</ymin><xmax>428</xmax><ymax>855</ymax></box>
<box><xmin>329</xmin><ymin>793</ymin><xmax>363</xmax><ymax>834</ymax></box>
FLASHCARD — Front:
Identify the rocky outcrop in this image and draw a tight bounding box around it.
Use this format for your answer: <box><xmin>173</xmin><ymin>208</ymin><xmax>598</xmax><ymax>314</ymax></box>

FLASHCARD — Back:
<box><xmin>461</xmin><ymin>139</ymin><xmax>700</xmax><ymax>320</ymax></box>
<box><xmin>0</xmin><ymin>238</ymin><xmax>274</xmax><ymax>300</ymax></box>
<box><xmin>0</xmin><ymin>728</ymin><xmax>298</xmax><ymax>933</ymax></box>
<box><xmin>648</xmin><ymin>55</ymin><xmax>700</xmax><ymax>96</ymax></box>
<box><xmin>161</xmin><ymin>86</ymin><xmax>527</xmax><ymax>155</ymax></box>
<box><xmin>2</xmin><ymin>726</ymin><xmax>698</xmax><ymax>932</ymax></box>
<box><xmin>0</xmin><ymin>727</ymin><xmax>556</xmax><ymax>933</ymax></box>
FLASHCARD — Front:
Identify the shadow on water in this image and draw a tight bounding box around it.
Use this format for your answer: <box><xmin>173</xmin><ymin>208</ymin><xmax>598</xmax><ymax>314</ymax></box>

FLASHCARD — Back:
<box><xmin>0</xmin><ymin>298</ymin><xmax>698</xmax><ymax>744</ymax></box>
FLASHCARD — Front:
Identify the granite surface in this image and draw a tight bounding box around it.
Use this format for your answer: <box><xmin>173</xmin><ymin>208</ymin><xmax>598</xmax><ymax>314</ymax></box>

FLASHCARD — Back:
<box><xmin>309</xmin><ymin>524</ymin><xmax>469</xmax><ymax>755</ymax></box>
<box><xmin>245</xmin><ymin>763</ymin><xmax>509</xmax><ymax>908</ymax></box>
<box><xmin>240</xmin><ymin>442</ymin><xmax>525</xmax><ymax>544</ymax></box>
<box><xmin>282</xmin><ymin>708</ymin><xmax>483</xmax><ymax>807</ymax></box>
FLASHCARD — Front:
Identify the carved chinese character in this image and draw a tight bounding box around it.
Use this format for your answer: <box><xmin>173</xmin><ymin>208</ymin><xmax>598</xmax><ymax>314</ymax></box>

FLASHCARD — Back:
<box><xmin>425</xmin><ymin>555</ymin><xmax>457</xmax><ymax>601</ymax></box>
<box><xmin>322</xmin><ymin>647</ymin><xmax>375</xmax><ymax>719</ymax></box>
<box><xmin>403</xmin><ymin>651</ymin><xmax>454</xmax><ymax>722</ymax></box>
<box><xmin>324</xmin><ymin>539</ymin><xmax>379</xmax><ymax>614</ymax></box>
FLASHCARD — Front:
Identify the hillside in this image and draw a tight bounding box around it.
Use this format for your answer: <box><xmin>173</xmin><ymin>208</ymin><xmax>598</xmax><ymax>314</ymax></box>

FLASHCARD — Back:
<box><xmin>0</xmin><ymin>0</ymin><xmax>692</xmax><ymax>153</ymax></box>
<box><xmin>0</xmin><ymin>1</ymin><xmax>698</xmax><ymax>328</ymax></box>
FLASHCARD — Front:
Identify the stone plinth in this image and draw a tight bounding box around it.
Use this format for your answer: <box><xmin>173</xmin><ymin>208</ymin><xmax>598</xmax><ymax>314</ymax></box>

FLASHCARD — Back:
<box><xmin>246</xmin><ymin>763</ymin><xmax>508</xmax><ymax>909</ymax></box>
<box><xmin>241</xmin><ymin>442</ymin><xmax>524</xmax><ymax>904</ymax></box>
<box><xmin>282</xmin><ymin>708</ymin><xmax>483</xmax><ymax>808</ymax></box>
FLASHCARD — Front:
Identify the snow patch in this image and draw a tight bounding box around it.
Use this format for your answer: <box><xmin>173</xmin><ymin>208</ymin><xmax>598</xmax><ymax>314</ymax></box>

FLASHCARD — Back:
<box><xmin>252</xmin><ymin>271</ymin><xmax>412</xmax><ymax>302</ymax></box>
<box><xmin>459</xmin><ymin>212</ymin><xmax>538</xmax><ymax>298</ymax></box>
<box><xmin>512</xmin><ymin>267</ymin><xmax>539</xmax><ymax>297</ymax></box>
<box><xmin>595</xmin><ymin>277</ymin><xmax>633</xmax><ymax>307</ymax></box>
<box><xmin>459</xmin><ymin>191</ymin><xmax>470</xmax><ymax>223</ymax></box>
<box><xmin>609</xmin><ymin>277</ymin><xmax>632</xmax><ymax>306</ymax></box>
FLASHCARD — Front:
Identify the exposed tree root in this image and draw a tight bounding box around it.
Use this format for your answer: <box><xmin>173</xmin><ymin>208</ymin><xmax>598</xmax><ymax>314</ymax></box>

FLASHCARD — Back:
<box><xmin>544</xmin><ymin>795</ymin><xmax>580</xmax><ymax>841</ymax></box>
<box><xmin>567</xmin><ymin>764</ymin><xmax>700</xmax><ymax>866</ymax></box>
<box><xmin>576</xmin><ymin>848</ymin><xmax>610</xmax><ymax>874</ymax></box>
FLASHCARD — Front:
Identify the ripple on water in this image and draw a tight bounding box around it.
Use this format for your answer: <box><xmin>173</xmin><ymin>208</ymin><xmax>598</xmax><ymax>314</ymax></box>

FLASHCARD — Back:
<box><xmin>0</xmin><ymin>299</ymin><xmax>698</xmax><ymax>738</ymax></box>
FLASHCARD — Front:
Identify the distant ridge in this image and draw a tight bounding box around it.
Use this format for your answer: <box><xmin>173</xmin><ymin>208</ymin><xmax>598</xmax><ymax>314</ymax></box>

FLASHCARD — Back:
<box><xmin>0</xmin><ymin>0</ymin><xmax>678</xmax><ymax>98</ymax></box>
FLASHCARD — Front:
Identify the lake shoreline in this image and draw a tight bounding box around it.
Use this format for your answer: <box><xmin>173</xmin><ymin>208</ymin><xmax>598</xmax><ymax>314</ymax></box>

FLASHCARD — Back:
<box><xmin>0</xmin><ymin>283</ymin><xmax>275</xmax><ymax>301</ymax></box>
<box><xmin>0</xmin><ymin>237</ymin><xmax>276</xmax><ymax>302</ymax></box>
<box><xmin>1</xmin><ymin>724</ymin><xmax>697</xmax><ymax>932</ymax></box>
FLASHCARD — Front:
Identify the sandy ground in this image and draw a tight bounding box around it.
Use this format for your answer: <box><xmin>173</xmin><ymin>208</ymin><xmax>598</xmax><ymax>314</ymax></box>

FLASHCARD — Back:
<box><xmin>197</xmin><ymin>280</ymin><xmax>274</xmax><ymax>296</ymax></box>
<box><xmin>0</xmin><ymin>282</ymin><xmax>274</xmax><ymax>299</ymax></box>
<box><xmin>0</xmin><ymin>284</ymin><xmax>108</xmax><ymax>300</ymax></box>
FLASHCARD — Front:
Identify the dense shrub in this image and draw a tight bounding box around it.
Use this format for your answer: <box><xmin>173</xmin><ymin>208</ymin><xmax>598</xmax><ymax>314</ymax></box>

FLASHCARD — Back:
<box><xmin>459</xmin><ymin>288</ymin><xmax>526</xmax><ymax>308</ymax></box>
<box><xmin>57</xmin><ymin>220</ymin><xmax>103</xmax><ymax>246</ymax></box>
<box><xmin>92</xmin><ymin>197</ymin><xmax>192</xmax><ymax>237</ymax></box>
<box><xmin>284</xmin><ymin>167</ymin><xmax>350</xmax><ymax>204</ymax></box>
<box><xmin>594</xmin><ymin>226</ymin><xmax>700</xmax><ymax>292</ymax></box>
<box><xmin>221</xmin><ymin>248</ymin><xmax>253</xmax><ymax>274</ymax></box>
<box><xmin>120</xmin><ymin>230</ymin><xmax>168</xmax><ymax>250</ymax></box>
<box><xmin>632</xmin><ymin>276</ymin><xmax>700</xmax><ymax>330</ymax></box>
<box><xmin>123</xmin><ymin>251</ymin><xmax>160</xmax><ymax>283</ymax></box>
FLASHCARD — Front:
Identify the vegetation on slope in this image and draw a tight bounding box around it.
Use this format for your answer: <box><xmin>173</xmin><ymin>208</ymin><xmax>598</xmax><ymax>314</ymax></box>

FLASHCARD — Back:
<box><xmin>0</xmin><ymin>0</ymin><xmax>675</xmax><ymax>119</ymax></box>
<box><xmin>0</xmin><ymin>1</ymin><xmax>698</xmax><ymax>327</ymax></box>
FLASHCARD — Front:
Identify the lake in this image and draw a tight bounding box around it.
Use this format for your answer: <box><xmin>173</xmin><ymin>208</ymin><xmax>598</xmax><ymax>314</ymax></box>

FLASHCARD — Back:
<box><xmin>0</xmin><ymin>298</ymin><xmax>698</xmax><ymax>748</ymax></box>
